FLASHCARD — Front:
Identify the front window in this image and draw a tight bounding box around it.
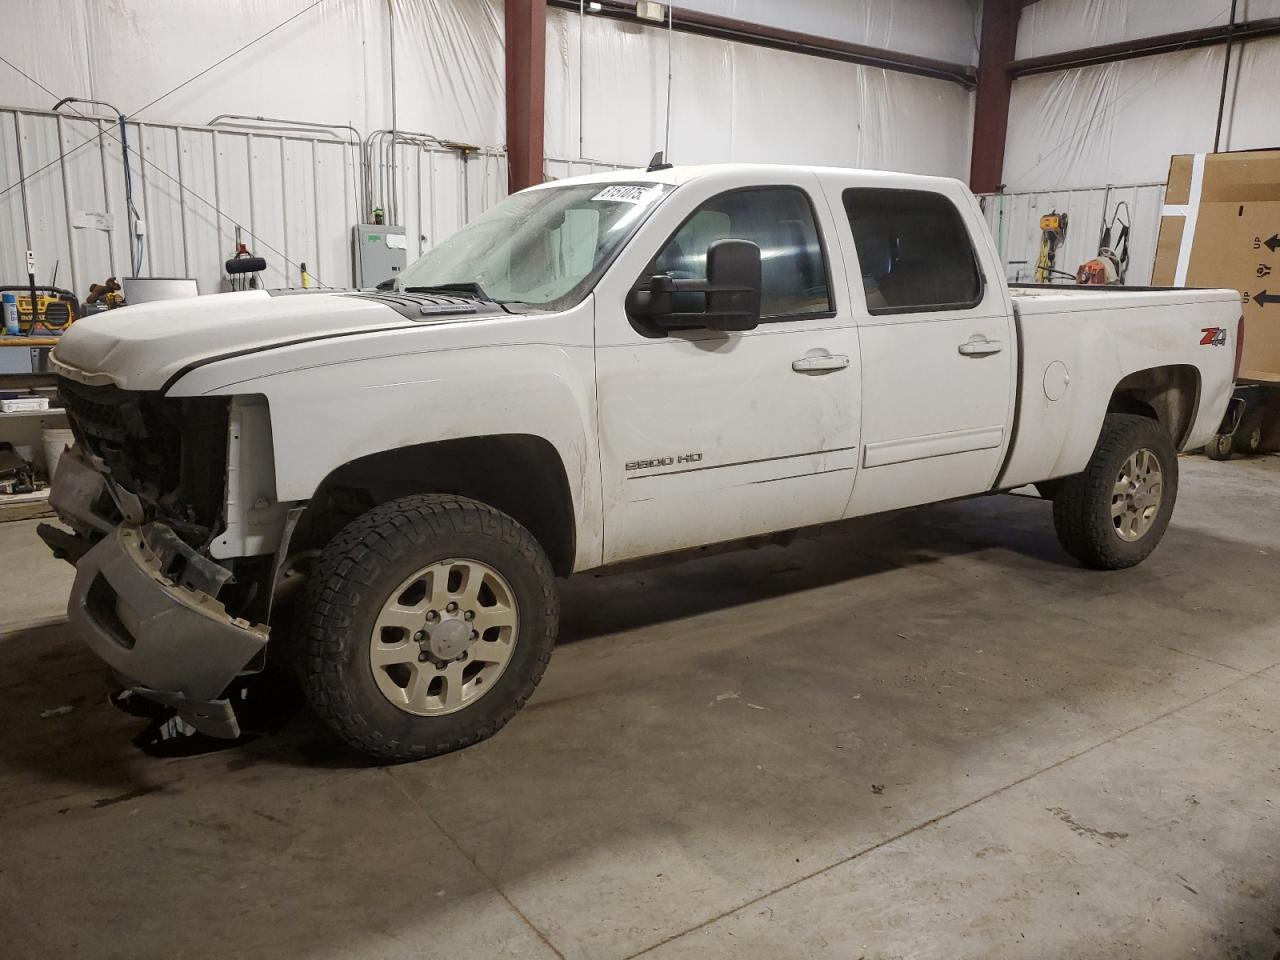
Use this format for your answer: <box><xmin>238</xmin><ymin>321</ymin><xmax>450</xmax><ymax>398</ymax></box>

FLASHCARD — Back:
<box><xmin>648</xmin><ymin>186</ymin><xmax>832</xmax><ymax>320</ymax></box>
<box><xmin>396</xmin><ymin>182</ymin><xmax>674</xmax><ymax>310</ymax></box>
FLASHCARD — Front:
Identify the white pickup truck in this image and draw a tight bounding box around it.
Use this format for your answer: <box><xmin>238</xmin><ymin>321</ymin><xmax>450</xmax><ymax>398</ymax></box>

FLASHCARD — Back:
<box><xmin>43</xmin><ymin>163</ymin><xmax>1242</xmax><ymax>761</ymax></box>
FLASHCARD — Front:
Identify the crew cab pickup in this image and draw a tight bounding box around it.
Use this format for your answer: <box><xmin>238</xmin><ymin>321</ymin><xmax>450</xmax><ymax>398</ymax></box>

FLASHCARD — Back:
<box><xmin>42</xmin><ymin>164</ymin><xmax>1242</xmax><ymax>761</ymax></box>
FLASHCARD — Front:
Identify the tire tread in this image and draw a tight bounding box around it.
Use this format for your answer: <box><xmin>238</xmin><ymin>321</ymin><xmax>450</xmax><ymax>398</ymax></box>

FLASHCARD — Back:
<box><xmin>297</xmin><ymin>494</ymin><xmax>557</xmax><ymax>763</ymax></box>
<box><xmin>1052</xmin><ymin>413</ymin><xmax>1177</xmax><ymax>570</ymax></box>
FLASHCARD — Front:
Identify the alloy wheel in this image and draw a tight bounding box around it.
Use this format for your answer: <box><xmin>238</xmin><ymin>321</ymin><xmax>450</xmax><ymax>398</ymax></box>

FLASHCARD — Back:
<box><xmin>1112</xmin><ymin>448</ymin><xmax>1163</xmax><ymax>542</ymax></box>
<box><xmin>368</xmin><ymin>558</ymin><xmax>519</xmax><ymax>716</ymax></box>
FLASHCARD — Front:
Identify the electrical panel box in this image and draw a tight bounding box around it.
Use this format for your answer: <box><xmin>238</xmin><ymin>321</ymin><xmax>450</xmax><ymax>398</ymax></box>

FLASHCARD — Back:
<box><xmin>352</xmin><ymin>225</ymin><xmax>407</xmax><ymax>288</ymax></box>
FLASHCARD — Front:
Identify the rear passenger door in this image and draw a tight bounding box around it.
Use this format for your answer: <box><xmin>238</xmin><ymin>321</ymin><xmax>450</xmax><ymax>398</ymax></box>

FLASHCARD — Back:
<box><xmin>822</xmin><ymin>182</ymin><xmax>1016</xmax><ymax>517</ymax></box>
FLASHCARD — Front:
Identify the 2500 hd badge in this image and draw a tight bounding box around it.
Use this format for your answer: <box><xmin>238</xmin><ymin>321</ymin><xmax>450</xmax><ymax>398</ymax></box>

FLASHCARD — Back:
<box><xmin>626</xmin><ymin>453</ymin><xmax>704</xmax><ymax>471</ymax></box>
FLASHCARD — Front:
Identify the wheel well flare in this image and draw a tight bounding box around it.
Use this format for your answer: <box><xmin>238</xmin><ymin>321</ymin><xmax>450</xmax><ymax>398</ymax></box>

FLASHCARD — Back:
<box><xmin>1107</xmin><ymin>365</ymin><xmax>1200</xmax><ymax>450</ymax></box>
<box><xmin>294</xmin><ymin>435</ymin><xmax>576</xmax><ymax>576</ymax></box>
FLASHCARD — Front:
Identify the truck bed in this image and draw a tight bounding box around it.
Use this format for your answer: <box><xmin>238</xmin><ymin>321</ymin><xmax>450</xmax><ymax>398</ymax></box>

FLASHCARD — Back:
<box><xmin>1009</xmin><ymin>283</ymin><xmax>1240</xmax><ymax>315</ymax></box>
<box><xmin>998</xmin><ymin>283</ymin><xmax>1241</xmax><ymax>489</ymax></box>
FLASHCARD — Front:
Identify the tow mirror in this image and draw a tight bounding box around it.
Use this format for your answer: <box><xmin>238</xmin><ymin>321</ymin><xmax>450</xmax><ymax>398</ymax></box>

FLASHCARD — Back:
<box><xmin>629</xmin><ymin>239</ymin><xmax>762</xmax><ymax>332</ymax></box>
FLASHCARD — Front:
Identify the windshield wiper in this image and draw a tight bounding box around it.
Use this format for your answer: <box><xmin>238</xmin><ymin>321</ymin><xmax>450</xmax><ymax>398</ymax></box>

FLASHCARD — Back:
<box><xmin>403</xmin><ymin>282</ymin><xmax>493</xmax><ymax>301</ymax></box>
<box><xmin>400</xmin><ymin>282</ymin><xmax>530</xmax><ymax>315</ymax></box>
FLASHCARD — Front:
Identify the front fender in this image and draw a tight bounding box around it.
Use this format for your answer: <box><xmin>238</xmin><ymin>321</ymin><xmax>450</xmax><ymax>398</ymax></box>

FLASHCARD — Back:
<box><xmin>167</xmin><ymin>303</ymin><xmax>602</xmax><ymax>570</ymax></box>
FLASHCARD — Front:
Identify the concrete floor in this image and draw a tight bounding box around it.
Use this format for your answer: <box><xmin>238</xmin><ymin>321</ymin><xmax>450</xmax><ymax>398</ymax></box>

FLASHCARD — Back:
<box><xmin>2</xmin><ymin>455</ymin><xmax>1280</xmax><ymax>960</ymax></box>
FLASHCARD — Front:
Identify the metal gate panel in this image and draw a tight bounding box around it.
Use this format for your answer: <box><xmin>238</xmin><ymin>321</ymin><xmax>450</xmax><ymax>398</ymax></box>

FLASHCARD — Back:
<box><xmin>0</xmin><ymin>105</ymin><xmax>506</xmax><ymax>299</ymax></box>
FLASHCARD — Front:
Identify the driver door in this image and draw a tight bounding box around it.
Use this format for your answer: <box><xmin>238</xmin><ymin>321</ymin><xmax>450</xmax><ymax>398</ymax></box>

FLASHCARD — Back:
<box><xmin>593</xmin><ymin>174</ymin><xmax>863</xmax><ymax>565</ymax></box>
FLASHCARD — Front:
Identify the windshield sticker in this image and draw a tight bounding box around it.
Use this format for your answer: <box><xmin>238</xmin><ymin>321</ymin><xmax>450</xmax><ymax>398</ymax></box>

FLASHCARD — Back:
<box><xmin>591</xmin><ymin>184</ymin><xmax>661</xmax><ymax>204</ymax></box>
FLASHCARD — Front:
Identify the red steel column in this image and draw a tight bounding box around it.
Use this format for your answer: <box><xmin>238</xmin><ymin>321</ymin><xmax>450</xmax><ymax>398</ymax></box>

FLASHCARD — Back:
<box><xmin>505</xmin><ymin>0</ymin><xmax>547</xmax><ymax>192</ymax></box>
<box><xmin>969</xmin><ymin>0</ymin><xmax>1019</xmax><ymax>193</ymax></box>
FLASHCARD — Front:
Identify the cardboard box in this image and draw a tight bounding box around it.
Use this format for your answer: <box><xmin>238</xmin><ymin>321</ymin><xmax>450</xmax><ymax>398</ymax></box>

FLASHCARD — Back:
<box><xmin>1153</xmin><ymin>150</ymin><xmax>1280</xmax><ymax>383</ymax></box>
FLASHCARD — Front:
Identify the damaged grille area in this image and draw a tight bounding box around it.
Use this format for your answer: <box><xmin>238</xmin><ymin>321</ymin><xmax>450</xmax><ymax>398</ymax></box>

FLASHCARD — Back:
<box><xmin>58</xmin><ymin>378</ymin><xmax>230</xmax><ymax>547</ymax></box>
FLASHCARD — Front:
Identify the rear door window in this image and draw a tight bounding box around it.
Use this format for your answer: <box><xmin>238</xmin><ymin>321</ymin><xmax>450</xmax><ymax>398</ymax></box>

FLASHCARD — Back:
<box><xmin>842</xmin><ymin>188</ymin><xmax>983</xmax><ymax>315</ymax></box>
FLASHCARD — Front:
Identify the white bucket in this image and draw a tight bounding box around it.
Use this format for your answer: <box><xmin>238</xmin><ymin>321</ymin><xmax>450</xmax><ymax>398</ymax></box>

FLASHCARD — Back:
<box><xmin>42</xmin><ymin>428</ymin><xmax>74</xmax><ymax>481</ymax></box>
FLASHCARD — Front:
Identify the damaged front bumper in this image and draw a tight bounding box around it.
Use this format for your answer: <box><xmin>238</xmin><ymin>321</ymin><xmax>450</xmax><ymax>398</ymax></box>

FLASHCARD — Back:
<box><xmin>42</xmin><ymin>446</ymin><xmax>269</xmax><ymax>739</ymax></box>
<box><xmin>67</xmin><ymin>525</ymin><xmax>269</xmax><ymax>738</ymax></box>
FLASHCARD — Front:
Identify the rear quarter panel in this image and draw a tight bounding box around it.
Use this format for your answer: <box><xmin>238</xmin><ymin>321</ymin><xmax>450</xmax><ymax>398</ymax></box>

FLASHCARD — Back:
<box><xmin>1000</xmin><ymin>287</ymin><xmax>1240</xmax><ymax>488</ymax></box>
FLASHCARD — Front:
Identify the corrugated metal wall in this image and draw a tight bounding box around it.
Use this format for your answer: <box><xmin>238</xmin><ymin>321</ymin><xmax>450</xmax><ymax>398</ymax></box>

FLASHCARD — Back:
<box><xmin>977</xmin><ymin>183</ymin><xmax>1168</xmax><ymax>286</ymax></box>
<box><xmin>0</xmin><ymin>105</ymin><xmax>507</xmax><ymax>298</ymax></box>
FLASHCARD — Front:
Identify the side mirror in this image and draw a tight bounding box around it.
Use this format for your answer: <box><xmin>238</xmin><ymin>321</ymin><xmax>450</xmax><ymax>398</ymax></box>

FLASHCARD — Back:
<box><xmin>629</xmin><ymin>239</ymin><xmax>762</xmax><ymax>332</ymax></box>
<box><xmin>702</xmin><ymin>239</ymin><xmax>762</xmax><ymax>331</ymax></box>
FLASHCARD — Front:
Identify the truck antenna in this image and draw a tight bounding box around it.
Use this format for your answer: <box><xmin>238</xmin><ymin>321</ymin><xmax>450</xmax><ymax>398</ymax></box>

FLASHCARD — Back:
<box><xmin>647</xmin><ymin>151</ymin><xmax>673</xmax><ymax>172</ymax></box>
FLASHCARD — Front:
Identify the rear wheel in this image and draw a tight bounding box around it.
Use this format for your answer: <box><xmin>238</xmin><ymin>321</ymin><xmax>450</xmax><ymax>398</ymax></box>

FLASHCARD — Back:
<box><xmin>297</xmin><ymin>494</ymin><xmax>558</xmax><ymax>763</ymax></box>
<box><xmin>1052</xmin><ymin>414</ymin><xmax>1178</xmax><ymax>569</ymax></box>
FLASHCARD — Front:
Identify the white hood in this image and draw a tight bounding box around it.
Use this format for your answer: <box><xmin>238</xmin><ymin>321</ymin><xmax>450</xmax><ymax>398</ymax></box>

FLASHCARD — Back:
<box><xmin>51</xmin><ymin>290</ymin><xmax>414</xmax><ymax>391</ymax></box>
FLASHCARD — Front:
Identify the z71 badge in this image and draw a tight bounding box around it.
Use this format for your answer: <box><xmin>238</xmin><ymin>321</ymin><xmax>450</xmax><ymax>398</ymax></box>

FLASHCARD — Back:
<box><xmin>626</xmin><ymin>453</ymin><xmax>703</xmax><ymax>471</ymax></box>
<box><xmin>1200</xmin><ymin>327</ymin><xmax>1228</xmax><ymax>346</ymax></box>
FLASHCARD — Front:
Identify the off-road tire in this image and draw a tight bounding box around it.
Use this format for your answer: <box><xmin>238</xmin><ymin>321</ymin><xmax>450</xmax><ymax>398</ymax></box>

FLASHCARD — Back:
<box><xmin>1052</xmin><ymin>414</ymin><xmax>1179</xmax><ymax>570</ymax></box>
<box><xmin>298</xmin><ymin>494</ymin><xmax>558</xmax><ymax>763</ymax></box>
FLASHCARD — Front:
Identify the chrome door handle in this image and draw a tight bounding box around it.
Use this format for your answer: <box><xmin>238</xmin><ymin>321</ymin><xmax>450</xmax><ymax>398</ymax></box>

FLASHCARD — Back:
<box><xmin>792</xmin><ymin>354</ymin><xmax>850</xmax><ymax>373</ymax></box>
<box><xmin>958</xmin><ymin>336</ymin><xmax>1003</xmax><ymax>357</ymax></box>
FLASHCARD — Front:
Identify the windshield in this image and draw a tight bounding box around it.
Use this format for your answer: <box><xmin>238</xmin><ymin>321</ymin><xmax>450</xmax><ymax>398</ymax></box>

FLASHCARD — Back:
<box><xmin>396</xmin><ymin>182</ymin><xmax>674</xmax><ymax>309</ymax></box>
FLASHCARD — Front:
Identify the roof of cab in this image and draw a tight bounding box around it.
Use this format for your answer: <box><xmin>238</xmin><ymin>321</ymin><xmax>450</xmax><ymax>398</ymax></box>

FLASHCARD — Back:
<box><xmin>527</xmin><ymin>162</ymin><xmax>965</xmax><ymax>194</ymax></box>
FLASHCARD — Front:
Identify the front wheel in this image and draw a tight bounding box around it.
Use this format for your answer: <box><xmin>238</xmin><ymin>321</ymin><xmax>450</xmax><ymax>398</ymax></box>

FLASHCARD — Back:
<box><xmin>1052</xmin><ymin>413</ymin><xmax>1178</xmax><ymax>570</ymax></box>
<box><xmin>297</xmin><ymin>494</ymin><xmax>558</xmax><ymax>763</ymax></box>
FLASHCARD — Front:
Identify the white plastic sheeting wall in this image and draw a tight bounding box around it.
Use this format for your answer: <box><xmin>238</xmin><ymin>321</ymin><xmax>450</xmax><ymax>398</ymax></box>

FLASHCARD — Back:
<box><xmin>545</xmin><ymin>9</ymin><xmax>975</xmax><ymax>178</ymax></box>
<box><xmin>1006</xmin><ymin>1</ymin><xmax>1280</xmax><ymax>191</ymax></box>
<box><xmin>977</xmin><ymin>183</ymin><xmax>1167</xmax><ymax>285</ymax></box>
<box><xmin>1016</xmin><ymin>0</ymin><xmax>1280</xmax><ymax>59</ymax></box>
<box><xmin>2</xmin><ymin>0</ymin><xmax>982</xmax><ymax>297</ymax></box>
<box><xmin>679</xmin><ymin>0</ymin><xmax>981</xmax><ymax>65</ymax></box>
<box><xmin>0</xmin><ymin>0</ymin><xmax>507</xmax><ymax>296</ymax></box>
<box><xmin>1</xmin><ymin>0</ymin><xmax>505</xmax><ymax>148</ymax></box>
<box><xmin>0</xmin><ymin>106</ymin><xmax>506</xmax><ymax>296</ymax></box>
